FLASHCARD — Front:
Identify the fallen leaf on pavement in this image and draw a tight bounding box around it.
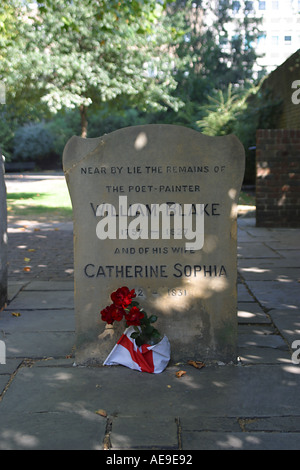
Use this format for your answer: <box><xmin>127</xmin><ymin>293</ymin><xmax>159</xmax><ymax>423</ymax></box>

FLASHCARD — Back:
<box><xmin>11</xmin><ymin>312</ymin><xmax>21</xmax><ymax>317</ymax></box>
<box><xmin>187</xmin><ymin>360</ymin><xmax>205</xmax><ymax>369</ymax></box>
<box><xmin>24</xmin><ymin>257</ymin><xmax>31</xmax><ymax>262</ymax></box>
<box><xmin>95</xmin><ymin>409</ymin><xmax>107</xmax><ymax>417</ymax></box>
<box><xmin>23</xmin><ymin>267</ymin><xmax>31</xmax><ymax>272</ymax></box>
<box><xmin>175</xmin><ymin>370</ymin><xmax>186</xmax><ymax>378</ymax></box>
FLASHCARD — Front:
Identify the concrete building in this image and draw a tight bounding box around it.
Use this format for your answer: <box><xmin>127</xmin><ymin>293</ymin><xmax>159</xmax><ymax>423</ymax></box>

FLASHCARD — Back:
<box><xmin>227</xmin><ymin>0</ymin><xmax>300</xmax><ymax>73</ymax></box>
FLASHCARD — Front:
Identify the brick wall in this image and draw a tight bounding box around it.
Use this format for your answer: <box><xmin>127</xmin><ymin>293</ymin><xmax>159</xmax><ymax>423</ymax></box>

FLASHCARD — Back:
<box><xmin>256</xmin><ymin>129</ymin><xmax>300</xmax><ymax>227</ymax></box>
<box><xmin>260</xmin><ymin>50</ymin><xmax>300</xmax><ymax>130</ymax></box>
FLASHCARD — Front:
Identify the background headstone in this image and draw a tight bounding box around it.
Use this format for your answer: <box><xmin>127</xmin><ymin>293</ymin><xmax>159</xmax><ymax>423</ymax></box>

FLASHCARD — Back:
<box><xmin>63</xmin><ymin>125</ymin><xmax>245</xmax><ymax>365</ymax></box>
<box><xmin>0</xmin><ymin>151</ymin><xmax>7</xmax><ymax>310</ymax></box>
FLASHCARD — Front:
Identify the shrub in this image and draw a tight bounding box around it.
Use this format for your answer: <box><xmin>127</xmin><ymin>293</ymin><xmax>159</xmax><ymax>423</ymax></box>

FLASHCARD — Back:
<box><xmin>46</xmin><ymin>110</ymin><xmax>81</xmax><ymax>156</ymax></box>
<box><xmin>13</xmin><ymin>122</ymin><xmax>55</xmax><ymax>162</ymax></box>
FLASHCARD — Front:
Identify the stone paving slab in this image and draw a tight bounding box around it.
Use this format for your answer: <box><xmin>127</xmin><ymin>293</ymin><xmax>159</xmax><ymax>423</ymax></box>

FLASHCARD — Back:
<box><xmin>5</xmin><ymin>290</ymin><xmax>74</xmax><ymax>310</ymax></box>
<box><xmin>246</xmin><ymin>280</ymin><xmax>300</xmax><ymax>310</ymax></box>
<box><xmin>238</xmin><ymin>325</ymin><xmax>275</xmax><ymax>336</ymax></box>
<box><xmin>0</xmin><ymin>309</ymin><xmax>74</xmax><ymax>332</ymax></box>
<box><xmin>0</xmin><ymin>331</ymin><xmax>75</xmax><ymax>359</ymax></box>
<box><xmin>238</xmin><ymin>267</ymin><xmax>300</xmax><ymax>282</ymax></box>
<box><xmin>238</xmin><ymin>257</ymin><xmax>300</xmax><ymax>268</ymax></box>
<box><xmin>238</xmin><ymin>243</ymin><xmax>282</xmax><ymax>259</ymax></box>
<box><xmin>237</xmin><ymin>323</ymin><xmax>291</xmax><ymax>365</ymax></box>
<box><xmin>7</xmin><ymin>281</ymin><xmax>27</xmax><ymax>302</ymax></box>
<box><xmin>2</xmin><ymin>363</ymin><xmax>300</xmax><ymax>418</ymax></box>
<box><xmin>0</xmin><ymin>359</ymin><xmax>22</xmax><ymax>374</ymax></box>
<box><xmin>269</xmin><ymin>309</ymin><xmax>300</xmax><ymax>346</ymax></box>
<box><xmin>238</xmin><ymin>332</ymin><xmax>288</xmax><ymax>350</ymax></box>
<box><xmin>0</xmin><ymin>411</ymin><xmax>106</xmax><ymax>450</ymax></box>
<box><xmin>110</xmin><ymin>417</ymin><xmax>178</xmax><ymax>450</ymax></box>
<box><xmin>23</xmin><ymin>281</ymin><xmax>74</xmax><ymax>291</ymax></box>
<box><xmin>265</xmin><ymin>241</ymin><xmax>300</xmax><ymax>251</ymax></box>
<box><xmin>237</xmin><ymin>347</ymin><xmax>291</xmax><ymax>365</ymax></box>
<box><xmin>241</xmin><ymin>416</ymin><xmax>300</xmax><ymax>432</ymax></box>
<box><xmin>0</xmin><ymin>376</ymin><xmax>9</xmax><ymax>395</ymax></box>
<box><xmin>237</xmin><ymin>284</ymin><xmax>255</xmax><ymax>302</ymax></box>
<box><xmin>237</xmin><ymin>302</ymin><xmax>271</xmax><ymax>323</ymax></box>
<box><xmin>1</xmin><ymin>362</ymin><xmax>300</xmax><ymax>450</ymax></box>
<box><xmin>181</xmin><ymin>431</ymin><xmax>300</xmax><ymax>450</ymax></box>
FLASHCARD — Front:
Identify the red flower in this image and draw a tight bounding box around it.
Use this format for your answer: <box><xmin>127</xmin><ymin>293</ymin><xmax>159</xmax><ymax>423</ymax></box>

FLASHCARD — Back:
<box><xmin>101</xmin><ymin>305</ymin><xmax>115</xmax><ymax>324</ymax></box>
<box><xmin>125</xmin><ymin>306</ymin><xmax>144</xmax><ymax>326</ymax></box>
<box><xmin>111</xmin><ymin>286</ymin><xmax>136</xmax><ymax>308</ymax></box>
<box><xmin>101</xmin><ymin>304</ymin><xmax>125</xmax><ymax>324</ymax></box>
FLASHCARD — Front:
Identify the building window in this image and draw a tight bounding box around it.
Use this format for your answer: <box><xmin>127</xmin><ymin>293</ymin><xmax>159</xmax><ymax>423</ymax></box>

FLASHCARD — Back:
<box><xmin>298</xmin><ymin>0</ymin><xmax>300</xmax><ymax>12</ymax></box>
<box><xmin>245</xmin><ymin>1</ymin><xmax>254</xmax><ymax>10</ymax></box>
<box><xmin>271</xmin><ymin>35</ymin><xmax>279</xmax><ymax>45</ymax></box>
<box><xmin>284</xmin><ymin>35</ymin><xmax>292</xmax><ymax>44</ymax></box>
<box><xmin>232</xmin><ymin>1</ymin><xmax>241</xmax><ymax>13</ymax></box>
<box><xmin>272</xmin><ymin>1</ymin><xmax>279</xmax><ymax>9</ymax></box>
<box><xmin>257</xmin><ymin>33</ymin><xmax>266</xmax><ymax>45</ymax></box>
<box><xmin>259</xmin><ymin>1</ymin><xmax>266</xmax><ymax>9</ymax></box>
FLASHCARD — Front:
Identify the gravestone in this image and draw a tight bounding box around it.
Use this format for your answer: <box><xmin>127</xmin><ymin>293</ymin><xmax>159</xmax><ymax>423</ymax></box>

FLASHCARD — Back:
<box><xmin>0</xmin><ymin>151</ymin><xmax>7</xmax><ymax>310</ymax></box>
<box><xmin>63</xmin><ymin>125</ymin><xmax>245</xmax><ymax>365</ymax></box>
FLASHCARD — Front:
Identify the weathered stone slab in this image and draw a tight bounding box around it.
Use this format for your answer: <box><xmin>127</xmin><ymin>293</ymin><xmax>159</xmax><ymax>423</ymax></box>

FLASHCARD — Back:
<box><xmin>0</xmin><ymin>412</ymin><xmax>106</xmax><ymax>450</ymax></box>
<box><xmin>0</xmin><ymin>330</ymin><xmax>74</xmax><ymax>359</ymax></box>
<box><xmin>0</xmin><ymin>152</ymin><xmax>7</xmax><ymax>309</ymax></box>
<box><xmin>5</xmin><ymin>290</ymin><xmax>74</xmax><ymax>310</ymax></box>
<box><xmin>110</xmin><ymin>416</ymin><xmax>178</xmax><ymax>450</ymax></box>
<box><xmin>63</xmin><ymin>125</ymin><xmax>245</xmax><ymax>365</ymax></box>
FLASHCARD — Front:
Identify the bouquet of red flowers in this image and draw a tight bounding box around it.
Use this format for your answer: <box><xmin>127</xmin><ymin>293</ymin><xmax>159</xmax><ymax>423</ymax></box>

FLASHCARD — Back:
<box><xmin>100</xmin><ymin>286</ymin><xmax>162</xmax><ymax>347</ymax></box>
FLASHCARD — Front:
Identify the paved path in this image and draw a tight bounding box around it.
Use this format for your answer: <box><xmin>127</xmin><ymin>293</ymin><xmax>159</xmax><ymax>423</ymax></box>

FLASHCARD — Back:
<box><xmin>0</xmin><ymin>174</ymin><xmax>300</xmax><ymax>450</ymax></box>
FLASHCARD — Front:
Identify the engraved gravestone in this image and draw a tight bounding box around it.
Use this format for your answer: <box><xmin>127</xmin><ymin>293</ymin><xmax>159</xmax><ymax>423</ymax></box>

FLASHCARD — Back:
<box><xmin>63</xmin><ymin>125</ymin><xmax>245</xmax><ymax>365</ymax></box>
<box><xmin>0</xmin><ymin>151</ymin><xmax>7</xmax><ymax>310</ymax></box>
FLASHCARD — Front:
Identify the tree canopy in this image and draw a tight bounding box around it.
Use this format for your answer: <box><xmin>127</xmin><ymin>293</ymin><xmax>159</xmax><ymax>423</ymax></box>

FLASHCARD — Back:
<box><xmin>0</xmin><ymin>0</ymin><xmax>265</xmax><ymax>183</ymax></box>
<box><xmin>1</xmin><ymin>0</ymin><xmax>186</xmax><ymax>136</ymax></box>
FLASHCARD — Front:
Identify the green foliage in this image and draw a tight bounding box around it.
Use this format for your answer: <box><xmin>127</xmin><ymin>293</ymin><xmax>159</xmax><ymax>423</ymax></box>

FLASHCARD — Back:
<box><xmin>45</xmin><ymin>110</ymin><xmax>81</xmax><ymax>156</ymax></box>
<box><xmin>0</xmin><ymin>1</ymin><xmax>20</xmax><ymax>58</ymax></box>
<box><xmin>197</xmin><ymin>80</ymin><xmax>283</xmax><ymax>183</ymax></box>
<box><xmin>87</xmin><ymin>107</ymin><xmax>151</xmax><ymax>138</ymax></box>
<box><xmin>0</xmin><ymin>0</ymin><xmax>272</xmax><ymax>181</ymax></box>
<box><xmin>197</xmin><ymin>83</ymin><xmax>256</xmax><ymax>136</ymax></box>
<box><xmin>130</xmin><ymin>311</ymin><xmax>161</xmax><ymax>347</ymax></box>
<box><xmin>13</xmin><ymin>122</ymin><xmax>54</xmax><ymax>162</ymax></box>
<box><xmin>2</xmin><ymin>0</ymin><xmax>184</xmax><ymax>137</ymax></box>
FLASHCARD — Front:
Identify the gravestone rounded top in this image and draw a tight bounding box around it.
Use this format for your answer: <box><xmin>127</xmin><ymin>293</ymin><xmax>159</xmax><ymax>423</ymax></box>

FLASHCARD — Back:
<box><xmin>63</xmin><ymin>124</ymin><xmax>245</xmax><ymax>365</ymax></box>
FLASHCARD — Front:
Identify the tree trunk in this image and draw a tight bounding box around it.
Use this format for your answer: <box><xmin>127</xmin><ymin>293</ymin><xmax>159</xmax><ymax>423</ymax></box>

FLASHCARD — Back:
<box><xmin>80</xmin><ymin>104</ymin><xmax>88</xmax><ymax>138</ymax></box>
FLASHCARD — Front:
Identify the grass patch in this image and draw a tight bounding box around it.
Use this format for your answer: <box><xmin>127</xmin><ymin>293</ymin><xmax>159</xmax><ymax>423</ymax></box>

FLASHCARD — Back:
<box><xmin>7</xmin><ymin>180</ymin><xmax>73</xmax><ymax>221</ymax></box>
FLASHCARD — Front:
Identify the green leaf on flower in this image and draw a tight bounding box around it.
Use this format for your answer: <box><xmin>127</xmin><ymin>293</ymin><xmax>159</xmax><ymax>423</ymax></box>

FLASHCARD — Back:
<box><xmin>148</xmin><ymin>315</ymin><xmax>158</xmax><ymax>324</ymax></box>
<box><xmin>130</xmin><ymin>332</ymin><xmax>140</xmax><ymax>340</ymax></box>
